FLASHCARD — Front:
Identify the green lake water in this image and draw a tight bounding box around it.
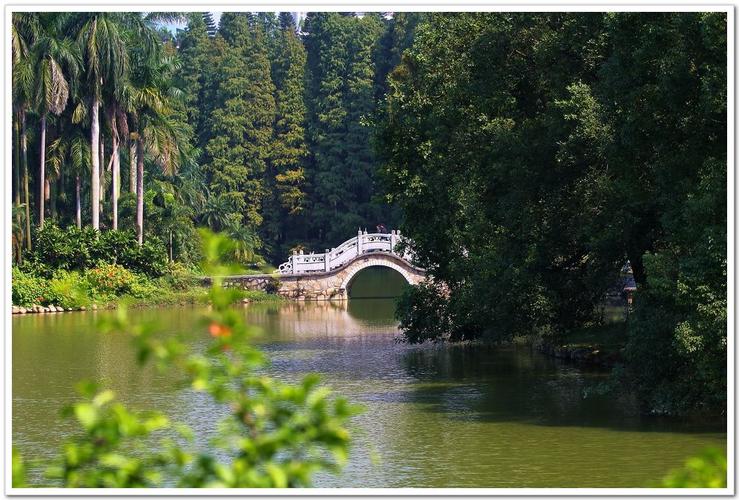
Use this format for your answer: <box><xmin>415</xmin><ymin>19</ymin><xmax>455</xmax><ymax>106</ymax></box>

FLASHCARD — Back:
<box><xmin>12</xmin><ymin>268</ymin><xmax>726</xmax><ymax>488</ymax></box>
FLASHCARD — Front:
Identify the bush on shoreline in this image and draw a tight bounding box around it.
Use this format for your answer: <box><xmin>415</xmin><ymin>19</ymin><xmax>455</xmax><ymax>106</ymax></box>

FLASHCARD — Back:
<box><xmin>24</xmin><ymin>223</ymin><xmax>168</xmax><ymax>278</ymax></box>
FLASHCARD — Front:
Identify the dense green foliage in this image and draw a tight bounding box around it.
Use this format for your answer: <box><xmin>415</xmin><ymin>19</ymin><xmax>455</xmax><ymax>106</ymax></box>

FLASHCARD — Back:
<box><xmin>13</xmin><ymin>232</ymin><xmax>357</xmax><ymax>488</ymax></box>
<box><xmin>172</xmin><ymin>12</ymin><xmax>414</xmax><ymax>260</ymax></box>
<box><xmin>381</xmin><ymin>13</ymin><xmax>726</xmax><ymax>415</ymax></box>
<box><xmin>26</xmin><ymin>222</ymin><xmax>167</xmax><ymax>277</ymax></box>
<box><xmin>659</xmin><ymin>448</ymin><xmax>727</xmax><ymax>488</ymax></box>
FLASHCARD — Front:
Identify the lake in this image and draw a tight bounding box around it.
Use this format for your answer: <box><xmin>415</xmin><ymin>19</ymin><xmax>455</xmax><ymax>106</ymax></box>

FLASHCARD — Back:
<box><xmin>12</xmin><ymin>268</ymin><xmax>726</xmax><ymax>488</ymax></box>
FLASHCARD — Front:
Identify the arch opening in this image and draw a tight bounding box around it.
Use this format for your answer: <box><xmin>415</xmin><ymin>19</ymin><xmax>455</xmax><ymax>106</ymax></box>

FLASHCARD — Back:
<box><xmin>346</xmin><ymin>265</ymin><xmax>411</xmax><ymax>299</ymax></box>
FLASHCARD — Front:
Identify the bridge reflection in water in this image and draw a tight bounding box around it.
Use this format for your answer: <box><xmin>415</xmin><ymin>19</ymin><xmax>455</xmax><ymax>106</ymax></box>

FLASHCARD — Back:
<box><xmin>242</xmin><ymin>297</ymin><xmax>401</xmax><ymax>342</ymax></box>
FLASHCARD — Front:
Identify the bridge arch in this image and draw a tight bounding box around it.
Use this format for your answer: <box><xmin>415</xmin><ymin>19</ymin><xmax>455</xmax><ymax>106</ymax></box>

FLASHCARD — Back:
<box><xmin>340</xmin><ymin>254</ymin><xmax>421</xmax><ymax>292</ymax></box>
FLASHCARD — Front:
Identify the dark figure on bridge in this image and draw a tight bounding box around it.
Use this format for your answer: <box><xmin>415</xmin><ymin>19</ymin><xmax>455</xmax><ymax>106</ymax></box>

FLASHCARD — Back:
<box><xmin>376</xmin><ymin>224</ymin><xmax>388</xmax><ymax>234</ymax></box>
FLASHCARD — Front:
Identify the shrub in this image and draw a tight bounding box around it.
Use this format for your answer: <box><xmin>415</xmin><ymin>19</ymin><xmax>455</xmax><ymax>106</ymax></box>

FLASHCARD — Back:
<box><xmin>85</xmin><ymin>264</ymin><xmax>139</xmax><ymax>297</ymax></box>
<box><xmin>29</xmin><ymin>222</ymin><xmax>168</xmax><ymax>277</ymax></box>
<box><xmin>126</xmin><ymin>278</ymin><xmax>159</xmax><ymax>299</ymax></box>
<box><xmin>162</xmin><ymin>262</ymin><xmax>200</xmax><ymax>291</ymax></box>
<box><xmin>47</xmin><ymin>271</ymin><xmax>91</xmax><ymax>309</ymax></box>
<box><xmin>17</xmin><ymin>259</ymin><xmax>55</xmax><ymax>280</ymax></box>
<box><xmin>31</xmin><ymin>223</ymin><xmax>94</xmax><ymax>272</ymax></box>
<box><xmin>12</xmin><ymin>267</ymin><xmax>50</xmax><ymax>306</ymax></box>
<box><xmin>94</xmin><ymin>231</ymin><xmax>168</xmax><ymax>278</ymax></box>
<box><xmin>265</xmin><ymin>276</ymin><xmax>281</xmax><ymax>294</ymax></box>
<box><xmin>395</xmin><ymin>280</ymin><xmax>453</xmax><ymax>343</ymax></box>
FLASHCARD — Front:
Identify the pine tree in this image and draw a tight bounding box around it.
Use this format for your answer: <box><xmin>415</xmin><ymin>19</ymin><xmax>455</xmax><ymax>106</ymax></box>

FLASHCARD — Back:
<box><xmin>278</xmin><ymin>12</ymin><xmax>296</xmax><ymax>31</ymax></box>
<box><xmin>202</xmin><ymin>12</ymin><xmax>218</xmax><ymax>37</ymax></box>
<box><xmin>261</xmin><ymin>14</ymin><xmax>308</xmax><ymax>256</ymax></box>
<box><xmin>177</xmin><ymin>14</ymin><xmax>211</xmax><ymax>149</ymax></box>
<box><xmin>303</xmin><ymin>13</ymin><xmax>351</xmax><ymax>243</ymax></box>
<box><xmin>342</xmin><ymin>13</ymin><xmax>386</xmax><ymax>228</ymax></box>
<box><xmin>374</xmin><ymin>13</ymin><xmax>426</xmax><ymax>100</ymax></box>
<box><xmin>303</xmin><ymin>13</ymin><xmax>388</xmax><ymax>244</ymax></box>
<box><xmin>204</xmin><ymin>14</ymin><xmax>276</xmax><ymax>232</ymax></box>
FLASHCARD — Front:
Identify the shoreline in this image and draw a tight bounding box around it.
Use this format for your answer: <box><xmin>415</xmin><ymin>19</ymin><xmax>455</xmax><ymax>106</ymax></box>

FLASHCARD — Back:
<box><xmin>11</xmin><ymin>288</ymin><xmax>283</xmax><ymax>315</ymax></box>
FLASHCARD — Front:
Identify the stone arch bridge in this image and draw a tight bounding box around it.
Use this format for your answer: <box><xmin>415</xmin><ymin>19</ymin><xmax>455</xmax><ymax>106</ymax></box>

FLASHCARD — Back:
<box><xmin>221</xmin><ymin>230</ymin><xmax>426</xmax><ymax>301</ymax></box>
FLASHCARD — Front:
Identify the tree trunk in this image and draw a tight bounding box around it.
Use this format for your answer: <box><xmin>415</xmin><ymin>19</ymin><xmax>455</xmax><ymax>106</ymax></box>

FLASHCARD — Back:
<box><xmin>13</xmin><ymin>113</ymin><xmax>22</xmax><ymax>250</ymax></box>
<box><xmin>13</xmin><ymin>113</ymin><xmax>22</xmax><ymax>262</ymax></box>
<box><xmin>38</xmin><ymin>113</ymin><xmax>47</xmax><ymax>227</ymax></box>
<box><xmin>91</xmin><ymin>98</ymin><xmax>100</xmax><ymax>230</ymax></box>
<box><xmin>136</xmin><ymin>137</ymin><xmax>145</xmax><ymax>245</ymax></box>
<box><xmin>48</xmin><ymin>178</ymin><xmax>56</xmax><ymax>219</ymax></box>
<box><xmin>21</xmin><ymin>111</ymin><xmax>31</xmax><ymax>250</ymax></box>
<box><xmin>13</xmin><ymin>115</ymin><xmax>20</xmax><ymax>204</ymax></box>
<box><xmin>100</xmin><ymin>138</ymin><xmax>105</xmax><ymax>202</ymax></box>
<box><xmin>112</xmin><ymin>135</ymin><xmax>120</xmax><ymax>230</ymax></box>
<box><xmin>75</xmin><ymin>175</ymin><xmax>82</xmax><ymax>229</ymax></box>
<box><xmin>129</xmin><ymin>142</ymin><xmax>137</xmax><ymax>193</ymax></box>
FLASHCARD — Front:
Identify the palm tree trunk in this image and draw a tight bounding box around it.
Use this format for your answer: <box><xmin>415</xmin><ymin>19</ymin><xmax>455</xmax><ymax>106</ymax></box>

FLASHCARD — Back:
<box><xmin>136</xmin><ymin>137</ymin><xmax>145</xmax><ymax>245</ymax></box>
<box><xmin>49</xmin><ymin>179</ymin><xmax>56</xmax><ymax>219</ymax></box>
<box><xmin>100</xmin><ymin>138</ymin><xmax>105</xmax><ymax>202</ymax></box>
<box><xmin>13</xmin><ymin>115</ymin><xmax>20</xmax><ymax>202</ymax></box>
<box><xmin>38</xmin><ymin>113</ymin><xmax>47</xmax><ymax>227</ymax></box>
<box><xmin>112</xmin><ymin>135</ymin><xmax>120</xmax><ymax>230</ymax></box>
<box><xmin>75</xmin><ymin>175</ymin><xmax>82</xmax><ymax>229</ymax></box>
<box><xmin>13</xmin><ymin>113</ymin><xmax>22</xmax><ymax>253</ymax></box>
<box><xmin>91</xmin><ymin>98</ymin><xmax>100</xmax><ymax>230</ymax></box>
<box><xmin>21</xmin><ymin>111</ymin><xmax>31</xmax><ymax>251</ymax></box>
<box><xmin>129</xmin><ymin>141</ymin><xmax>137</xmax><ymax>193</ymax></box>
<box><xmin>99</xmin><ymin>138</ymin><xmax>105</xmax><ymax>226</ymax></box>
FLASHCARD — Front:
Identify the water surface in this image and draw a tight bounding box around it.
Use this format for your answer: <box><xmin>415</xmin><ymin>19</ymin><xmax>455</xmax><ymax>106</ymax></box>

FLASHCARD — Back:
<box><xmin>12</xmin><ymin>269</ymin><xmax>725</xmax><ymax>488</ymax></box>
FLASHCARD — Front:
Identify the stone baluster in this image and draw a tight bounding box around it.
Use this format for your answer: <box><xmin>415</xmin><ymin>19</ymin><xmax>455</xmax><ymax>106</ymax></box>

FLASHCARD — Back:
<box><xmin>357</xmin><ymin>228</ymin><xmax>363</xmax><ymax>255</ymax></box>
<box><xmin>390</xmin><ymin>230</ymin><xmax>397</xmax><ymax>254</ymax></box>
<box><xmin>325</xmin><ymin>249</ymin><xmax>330</xmax><ymax>271</ymax></box>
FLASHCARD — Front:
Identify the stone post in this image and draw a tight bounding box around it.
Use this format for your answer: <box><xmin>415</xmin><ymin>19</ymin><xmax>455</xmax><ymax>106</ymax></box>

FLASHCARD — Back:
<box><xmin>357</xmin><ymin>228</ymin><xmax>363</xmax><ymax>255</ymax></box>
<box><xmin>325</xmin><ymin>249</ymin><xmax>330</xmax><ymax>271</ymax></box>
<box><xmin>390</xmin><ymin>230</ymin><xmax>397</xmax><ymax>254</ymax></box>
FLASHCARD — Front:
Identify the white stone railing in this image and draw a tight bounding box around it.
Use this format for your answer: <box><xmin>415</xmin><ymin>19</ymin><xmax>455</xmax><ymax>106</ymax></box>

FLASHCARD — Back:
<box><xmin>277</xmin><ymin>229</ymin><xmax>415</xmax><ymax>275</ymax></box>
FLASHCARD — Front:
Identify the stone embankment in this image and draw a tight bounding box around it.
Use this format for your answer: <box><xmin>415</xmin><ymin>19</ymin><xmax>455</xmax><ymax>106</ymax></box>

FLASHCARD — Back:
<box><xmin>12</xmin><ymin>304</ymin><xmax>100</xmax><ymax>314</ymax></box>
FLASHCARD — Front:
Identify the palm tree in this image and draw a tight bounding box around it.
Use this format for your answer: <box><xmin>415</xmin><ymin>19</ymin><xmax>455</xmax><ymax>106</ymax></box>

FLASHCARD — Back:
<box><xmin>128</xmin><ymin>47</ymin><xmax>186</xmax><ymax>244</ymax></box>
<box><xmin>47</xmin><ymin>126</ymin><xmax>90</xmax><ymax>229</ymax></box>
<box><xmin>12</xmin><ymin>13</ymin><xmax>38</xmax><ymax>251</ymax></box>
<box><xmin>149</xmin><ymin>179</ymin><xmax>195</xmax><ymax>261</ymax></box>
<box><xmin>104</xmin><ymin>98</ymin><xmax>129</xmax><ymax>229</ymax></box>
<box><xmin>200</xmin><ymin>194</ymin><xmax>238</xmax><ymax>232</ymax></box>
<box><xmin>228</xmin><ymin>225</ymin><xmax>262</xmax><ymax>265</ymax></box>
<box><xmin>67</xmin><ymin>13</ymin><xmax>128</xmax><ymax>230</ymax></box>
<box><xmin>32</xmin><ymin>14</ymin><xmax>80</xmax><ymax>227</ymax></box>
